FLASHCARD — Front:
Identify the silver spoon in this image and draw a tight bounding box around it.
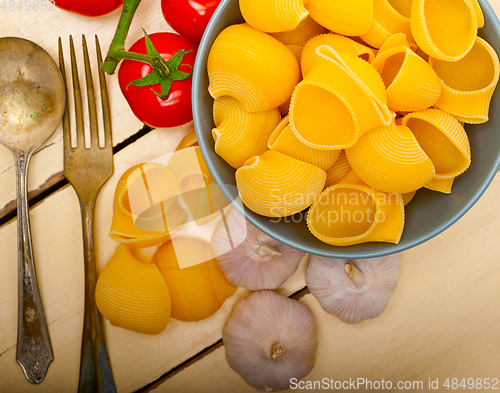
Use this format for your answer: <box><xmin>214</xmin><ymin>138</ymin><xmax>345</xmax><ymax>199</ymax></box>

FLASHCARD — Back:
<box><xmin>0</xmin><ymin>37</ymin><xmax>65</xmax><ymax>383</ymax></box>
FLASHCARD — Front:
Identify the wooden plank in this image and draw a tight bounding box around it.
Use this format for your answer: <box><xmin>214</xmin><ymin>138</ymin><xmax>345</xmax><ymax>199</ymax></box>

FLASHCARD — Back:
<box><xmin>0</xmin><ymin>126</ymin><xmax>308</xmax><ymax>393</ymax></box>
<box><xmin>154</xmin><ymin>171</ymin><xmax>500</xmax><ymax>392</ymax></box>
<box><xmin>0</xmin><ymin>0</ymin><xmax>188</xmax><ymax>221</ymax></box>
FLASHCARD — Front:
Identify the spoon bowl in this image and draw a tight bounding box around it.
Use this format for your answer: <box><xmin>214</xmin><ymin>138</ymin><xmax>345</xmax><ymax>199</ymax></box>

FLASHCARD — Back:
<box><xmin>0</xmin><ymin>37</ymin><xmax>65</xmax><ymax>152</ymax></box>
<box><xmin>0</xmin><ymin>37</ymin><xmax>64</xmax><ymax>384</ymax></box>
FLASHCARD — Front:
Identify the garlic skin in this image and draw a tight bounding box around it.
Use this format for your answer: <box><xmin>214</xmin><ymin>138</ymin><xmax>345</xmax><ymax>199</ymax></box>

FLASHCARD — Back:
<box><xmin>212</xmin><ymin>209</ymin><xmax>305</xmax><ymax>290</ymax></box>
<box><xmin>223</xmin><ymin>290</ymin><xmax>317</xmax><ymax>391</ymax></box>
<box><xmin>306</xmin><ymin>254</ymin><xmax>400</xmax><ymax>324</ymax></box>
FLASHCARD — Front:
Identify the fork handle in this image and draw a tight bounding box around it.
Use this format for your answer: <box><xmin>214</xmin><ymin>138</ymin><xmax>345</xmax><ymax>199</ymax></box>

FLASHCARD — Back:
<box><xmin>15</xmin><ymin>150</ymin><xmax>54</xmax><ymax>384</ymax></box>
<box><xmin>78</xmin><ymin>200</ymin><xmax>116</xmax><ymax>393</ymax></box>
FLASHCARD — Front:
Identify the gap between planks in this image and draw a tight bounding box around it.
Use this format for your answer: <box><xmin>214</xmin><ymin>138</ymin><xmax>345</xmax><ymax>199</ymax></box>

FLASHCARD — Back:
<box><xmin>0</xmin><ymin>124</ymin><xmax>154</xmax><ymax>228</ymax></box>
<box><xmin>136</xmin><ymin>287</ymin><xmax>311</xmax><ymax>393</ymax></box>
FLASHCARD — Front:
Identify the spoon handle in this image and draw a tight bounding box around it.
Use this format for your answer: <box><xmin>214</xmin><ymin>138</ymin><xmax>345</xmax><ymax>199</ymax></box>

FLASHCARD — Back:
<box><xmin>15</xmin><ymin>151</ymin><xmax>54</xmax><ymax>384</ymax></box>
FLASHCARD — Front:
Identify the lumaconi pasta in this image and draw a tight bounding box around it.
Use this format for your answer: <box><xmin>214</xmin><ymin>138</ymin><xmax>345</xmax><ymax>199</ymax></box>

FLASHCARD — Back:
<box><xmin>153</xmin><ymin>237</ymin><xmax>237</xmax><ymax>322</ymax></box>
<box><xmin>378</xmin><ymin>32</ymin><xmax>416</xmax><ymax>53</ymax></box>
<box><xmin>371</xmin><ymin>36</ymin><xmax>442</xmax><ymax>111</ymax></box>
<box><xmin>324</xmin><ymin>150</ymin><xmax>352</xmax><ymax>189</ymax></box>
<box><xmin>388</xmin><ymin>0</ymin><xmax>412</xmax><ymax>18</ymax></box>
<box><xmin>95</xmin><ymin>244</ymin><xmax>172</xmax><ymax>335</ymax></box>
<box><xmin>109</xmin><ymin>163</ymin><xmax>188</xmax><ymax>248</ymax></box>
<box><xmin>175</xmin><ymin>130</ymin><xmax>198</xmax><ymax>151</ymax></box>
<box><xmin>360</xmin><ymin>0</ymin><xmax>413</xmax><ymax>49</ymax></box>
<box><xmin>402</xmin><ymin>109</ymin><xmax>471</xmax><ymax>179</ymax></box>
<box><xmin>269</xmin><ymin>16</ymin><xmax>328</xmax><ymax>47</ymax></box>
<box><xmin>469</xmin><ymin>0</ymin><xmax>485</xmax><ymax>28</ymax></box>
<box><xmin>307</xmin><ymin>171</ymin><xmax>405</xmax><ymax>246</ymax></box>
<box><xmin>239</xmin><ymin>0</ymin><xmax>308</xmax><ymax>33</ymax></box>
<box><xmin>300</xmin><ymin>33</ymin><xmax>375</xmax><ymax>77</ymax></box>
<box><xmin>425</xmin><ymin>177</ymin><xmax>454</xmax><ymax>194</ymax></box>
<box><xmin>235</xmin><ymin>150</ymin><xmax>326</xmax><ymax>217</ymax></box>
<box><xmin>402</xmin><ymin>190</ymin><xmax>417</xmax><ymax>205</ymax></box>
<box><xmin>268</xmin><ymin>116</ymin><xmax>341</xmax><ymax>171</ymax></box>
<box><xmin>305</xmin><ymin>0</ymin><xmax>373</xmax><ymax>36</ymax></box>
<box><xmin>345</xmin><ymin>121</ymin><xmax>435</xmax><ymax>193</ymax></box>
<box><xmin>410</xmin><ymin>0</ymin><xmax>477</xmax><ymax>61</ymax></box>
<box><xmin>430</xmin><ymin>37</ymin><xmax>500</xmax><ymax>124</ymax></box>
<box><xmin>290</xmin><ymin>45</ymin><xmax>393</xmax><ymax>150</ymax></box>
<box><xmin>278</xmin><ymin>45</ymin><xmax>304</xmax><ymax>116</ymax></box>
<box><xmin>168</xmin><ymin>147</ymin><xmax>227</xmax><ymax>226</ymax></box>
<box><xmin>207</xmin><ymin>24</ymin><xmax>300</xmax><ymax>112</ymax></box>
<box><xmin>212</xmin><ymin>96</ymin><xmax>281</xmax><ymax>169</ymax></box>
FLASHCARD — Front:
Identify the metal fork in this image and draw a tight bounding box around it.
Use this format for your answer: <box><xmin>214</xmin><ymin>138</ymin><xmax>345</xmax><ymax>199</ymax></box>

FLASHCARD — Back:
<box><xmin>58</xmin><ymin>35</ymin><xmax>116</xmax><ymax>393</ymax></box>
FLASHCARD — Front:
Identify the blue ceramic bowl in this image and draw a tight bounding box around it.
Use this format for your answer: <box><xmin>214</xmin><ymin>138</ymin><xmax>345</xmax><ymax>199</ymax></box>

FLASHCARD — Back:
<box><xmin>192</xmin><ymin>0</ymin><xmax>500</xmax><ymax>258</ymax></box>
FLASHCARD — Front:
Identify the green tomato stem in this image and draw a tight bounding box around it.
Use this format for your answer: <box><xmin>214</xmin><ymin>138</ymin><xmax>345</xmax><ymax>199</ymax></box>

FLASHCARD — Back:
<box><xmin>115</xmin><ymin>50</ymin><xmax>154</xmax><ymax>63</ymax></box>
<box><xmin>101</xmin><ymin>0</ymin><xmax>144</xmax><ymax>75</ymax></box>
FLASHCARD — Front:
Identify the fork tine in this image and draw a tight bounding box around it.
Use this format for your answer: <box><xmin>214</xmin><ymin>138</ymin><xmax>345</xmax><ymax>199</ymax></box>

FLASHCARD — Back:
<box><xmin>70</xmin><ymin>35</ymin><xmax>85</xmax><ymax>149</ymax></box>
<box><xmin>82</xmin><ymin>35</ymin><xmax>98</xmax><ymax>150</ymax></box>
<box><xmin>58</xmin><ymin>37</ymin><xmax>71</xmax><ymax>151</ymax></box>
<box><xmin>95</xmin><ymin>35</ymin><xmax>113</xmax><ymax>150</ymax></box>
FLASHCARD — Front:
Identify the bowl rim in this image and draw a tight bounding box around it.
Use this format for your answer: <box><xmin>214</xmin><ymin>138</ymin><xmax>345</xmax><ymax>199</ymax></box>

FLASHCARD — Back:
<box><xmin>192</xmin><ymin>0</ymin><xmax>500</xmax><ymax>258</ymax></box>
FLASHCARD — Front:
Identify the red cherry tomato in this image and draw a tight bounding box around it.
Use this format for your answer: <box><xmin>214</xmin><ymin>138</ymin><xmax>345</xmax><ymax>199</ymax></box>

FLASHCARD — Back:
<box><xmin>118</xmin><ymin>32</ymin><xmax>198</xmax><ymax>128</ymax></box>
<box><xmin>52</xmin><ymin>0</ymin><xmax>123</xmax><ymax>17</ymax></box>
<box><xmin>161</xmin><ymin>0</ymin><xmax>221</xmax><ymax>44</ymax></box>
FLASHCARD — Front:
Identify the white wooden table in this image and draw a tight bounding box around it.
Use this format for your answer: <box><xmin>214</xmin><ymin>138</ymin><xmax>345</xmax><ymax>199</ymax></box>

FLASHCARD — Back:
<box><xmin>1</xmin><ymin>2</ymin><xmax>500</xmax><ymax>392</ymax></box>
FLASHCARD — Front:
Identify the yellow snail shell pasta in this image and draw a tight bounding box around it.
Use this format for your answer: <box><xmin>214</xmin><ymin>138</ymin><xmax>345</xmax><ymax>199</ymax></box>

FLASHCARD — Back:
<box><xmin>469</xmin><ymin>0</ymin><xmax>484</xmax><ymax>28</ymax></box>
<box><xmin>402</xmin><ymin>190</ymin><xmax>417</xmax><ymax>205</ymax></box>
<box><xmin>239</xmin><ymin>0</ymin><xmax>308</xmax><ymax>33</ymax></box>
<box><xmin>212</xmin><ymin>96</ymin><xmax>281</xmax><ymax>169</ymax></box>
<box><xmin>175</xmin><ymin>130</ymin><xmax>198</xmax><ymax>151</ymax></box>
<box><xmin>410</xmin><ymin>0</ymin><xmax>477</xmax><ymax>61</ymax></box>
<box><xmin>235</xmin><ymin>150</ymin><xmax>326</xmax><ymax>217</ymax></box>
<box><xmin>324</xmin><ymin>150</ymin><xmax>352</xmax><ymax>189</ymax></box>
<box><xmin>371</xmin><ymin>44</ymin><xmax>442</xmax><ymax>112</ymax></box>
<box><xmin>290</xmin><ymin>45</ymin><xmax>392</xmax><ymax>150</ymax></box>
<box><xmin>359</xmin><ymin>0</ymin><xmax>413</xmax><ymax>49</ymax></box>
<box><xmin>269</xmin><ymin>16</ymin><xmax>328</xmax><ymax>47</ymax></box>
<box><xmin>170</xmin><ymin>147</ymin><xmax>228</xmax><ymax>226</ymax></box>
<box><xmin>277</xmin><ymin>44</ymin><xmax>303</xmax><ymax>117</ymax></box>
<box><xmin>425</xmin><ymin>177</ymin><xmax>455</xmax><ymax>194</ymax></box>
<box><xmin>268</xmin><ymin>116</ymin><xmax>341</xmax><ymax>171</ymax></box>
<box><xmin>95</xmin><ymin>245</ymin><xmax>171</xmax><ymax>335</ymax></box>
<box><xmin>109</xmin><ymin>163</ymin><xmax>188</xmax><ymax>248</ymax></box>
<box><xmin>307</xmin><ymin>171</ymin><xmax>405</xmax><ymax>246</ymax></box>
<box><xmin>402</xmin><ymin>109</ymin><xmax>471</xmax><ymax>179</ymax></box>
<box><xmin>153</xmin><ymin>237</ymin><xmax>237</xmax><ymax>322</ymax></box>
<box><xmin>388</xmin><ymin>0</ymin><xmax>412</xmax><ymax>18</ymax></box>
<box><xmin>429</xmin><ymin>37</ymin><xmax>500</xmax><ymax>124</ymax></box>
<box><xmin>346</xmin><ymin>122</ymin><xmax>435</xmax><ymax>193</ymax></box>
<box><xmin>305</xmin><ymin>0</ymin><xmax>373</xmax><ymax>36</ymax></box>
<box><xmin>378</xmin><ymin>32</ymin><xmax>415</xmax><ymax>53</ymax></box>
<box><xmin>207</xmin><ymin>24</ymin><xmax>300</xmax><ymax>112</ymax></box>
<box><xmin>300</xmin><ymin>33</ymin><xmax>375</xmax><ymax>78</ymax></box>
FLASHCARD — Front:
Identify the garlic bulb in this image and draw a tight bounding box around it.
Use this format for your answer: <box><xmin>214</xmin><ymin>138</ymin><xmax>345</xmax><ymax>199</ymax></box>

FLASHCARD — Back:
<box><xmin>212</xmin><ymin>209</ymin><xmax>305</xmax><ymax>290</ymax></box>
<box><xmin>306</xmin><ymin>254</ymin><xmax>400</xmax><ymax>324</ymax></box>
<box><xmin>96</xmin><ymin>244</ymin><xmax>171</xmax><ymax>335</ymax></box>
<box><xmin>223</xmin><ymin>290</ymin><xmax>317</xmax><ymax>391</ymax></box>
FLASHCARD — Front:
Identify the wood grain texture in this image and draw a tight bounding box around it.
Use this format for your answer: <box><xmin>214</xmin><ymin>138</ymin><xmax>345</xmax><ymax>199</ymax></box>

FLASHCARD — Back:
<box><xmin>0</xmin><ymin>126</ymin><xmax>308</xmax><ymax>393</ymax></box>
<box><xmin>153</xmin><ymin>173</ymin><xmax>500</xmax><ymax>392</ymax></box>
<box><xmin>0</xmin><ymin>0</ymin><xmax>188</xmax><ymax>220</ymax></box>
